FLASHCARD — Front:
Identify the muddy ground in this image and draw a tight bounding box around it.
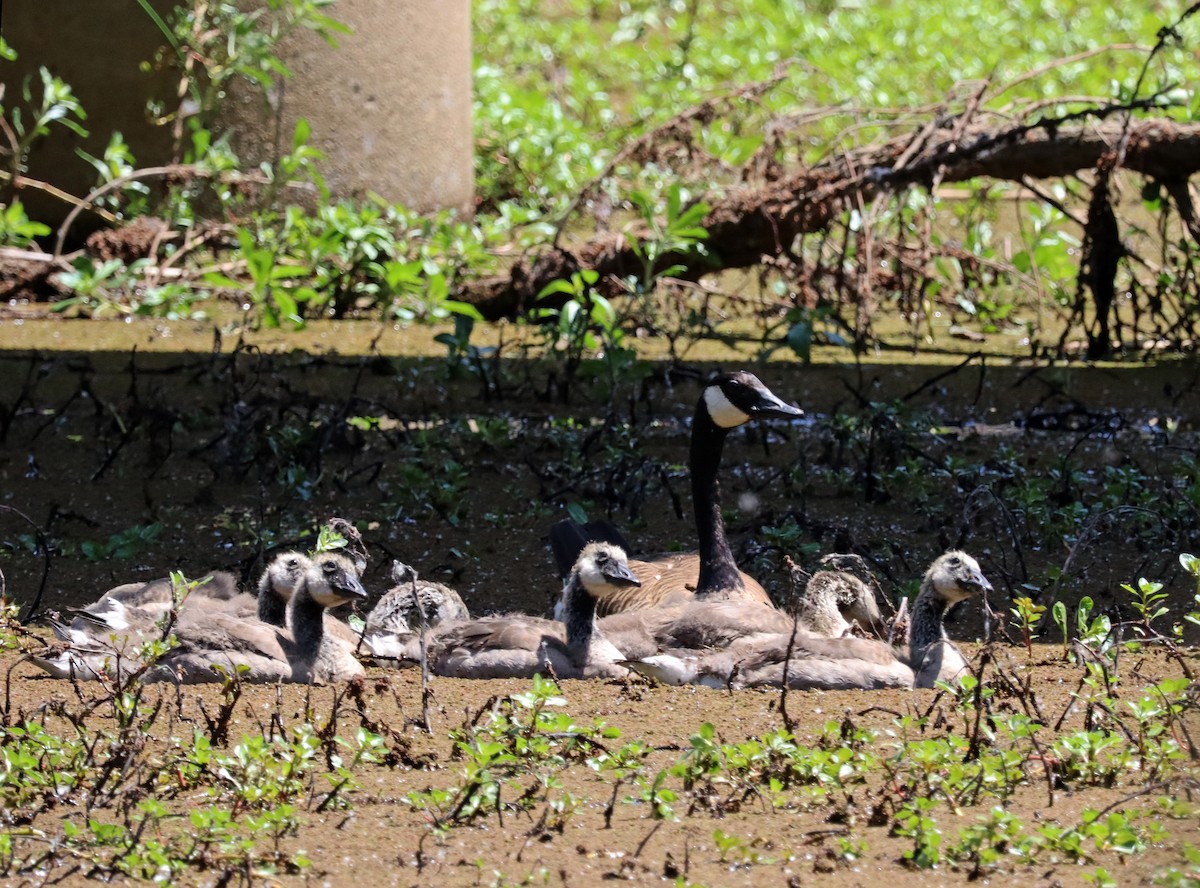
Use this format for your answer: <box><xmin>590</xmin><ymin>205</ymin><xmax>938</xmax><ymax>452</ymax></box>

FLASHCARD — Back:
<box><xmin>1</xmin><ymin>324</ymin><xmax>1199</xmax><ymax>885</ymax></box>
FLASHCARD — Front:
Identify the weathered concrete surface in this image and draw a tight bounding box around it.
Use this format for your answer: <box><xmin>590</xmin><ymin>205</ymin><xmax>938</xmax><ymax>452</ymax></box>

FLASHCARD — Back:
<box><xmin>2</xmin><ymin>0</ymin><xmax>178</xmax><ymax>231</ymax></box>
<box><xmin>3</xmin><ymin>0</ymin><xmax>474</xmax><ymax>230</ymax></box>
<box><xmin>219</xmin><ymin>0</ymin><xmax>474</xmax><ymax>214</ymax></box>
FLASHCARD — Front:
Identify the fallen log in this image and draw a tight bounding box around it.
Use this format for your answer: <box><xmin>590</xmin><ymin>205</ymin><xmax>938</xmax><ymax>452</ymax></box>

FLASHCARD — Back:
<box><xmin>459</xmin><ymin>117</ymin><xmax>1200</xmax><ymax>320</ymax></box>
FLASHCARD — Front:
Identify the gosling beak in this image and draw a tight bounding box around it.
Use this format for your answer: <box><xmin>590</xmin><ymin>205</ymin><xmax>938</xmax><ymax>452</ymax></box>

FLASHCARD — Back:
<box><xmin>332</xmin><ymin>570</ymin><xmax>370</xmax><ymax>602</ymax></box>
<box><xmin>603</xmin><ymin>561</ymin><xmax>641</xmax><ymax>588</ymax></box>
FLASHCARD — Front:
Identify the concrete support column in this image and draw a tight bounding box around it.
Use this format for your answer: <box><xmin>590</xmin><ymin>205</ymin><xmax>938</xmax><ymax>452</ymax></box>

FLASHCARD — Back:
<box><xmin>2</xmin><ymin>0</ymin><xmax>178</xmax><ymax>227</ymax></box>
<box><xmin>219</xmin><ymin>0</ymin><xmax>474</xmax><ymax>215</ymax></box>
<box><xmin>2</xmin><ymin>0</ymin><xmax>473</xmax><ymax>225</ymax></box>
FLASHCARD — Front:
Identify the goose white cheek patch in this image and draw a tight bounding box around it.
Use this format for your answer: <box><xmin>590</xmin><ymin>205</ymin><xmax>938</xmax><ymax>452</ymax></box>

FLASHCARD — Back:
<box><xmin>704</xmin><ymin>386</ymin><xmax>751</xmax><ymax>429</ymax></box>
<box><xmin>577</xmin><ymin>562</ymin><xmax>606</xmax><ymax>590</ymax></box>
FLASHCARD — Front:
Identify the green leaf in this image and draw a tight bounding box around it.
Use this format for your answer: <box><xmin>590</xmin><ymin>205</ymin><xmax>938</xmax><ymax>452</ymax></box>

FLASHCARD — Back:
<box><xmin>786</xmin><ymin>319</ymin><xmax>812</xmax><ymax>363</ymax></box>
<box><xmin>537</xmin><ymin>279</ymin><xmax>578</xmax><ymax>300</ymax></box>
<box><xmin>293</xmin><ymin>117</ymin><xmax>311</xmax><ymax>151</ymax></box>
<box><xmin>441</xmin><ymin>299</ymin><xmax>484</xmax><ymax>320</ymax></box>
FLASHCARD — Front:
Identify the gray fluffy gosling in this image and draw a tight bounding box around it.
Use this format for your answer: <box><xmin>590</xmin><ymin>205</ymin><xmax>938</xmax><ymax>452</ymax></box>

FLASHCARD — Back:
<box><xmin>386</xmin><ymin>542</ymin><xmax>640</xmax><ymax>680</ymax></box>
<box><xmin>627</xmin><ymin>551</ymin><xmax>991</xmax><ymax>691</ymax></box>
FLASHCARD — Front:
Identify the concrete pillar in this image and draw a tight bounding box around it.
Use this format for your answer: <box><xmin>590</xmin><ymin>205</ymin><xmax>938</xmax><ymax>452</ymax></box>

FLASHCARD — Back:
<box><xmin>1</xmin><ymin>0</ymin><xmax>178</xmax><ymax>228</ymax></box>
<box><xmin>219</xmin><ymin>0</ymin><xmax>474</xmax><ymax>215</ymax></box>
<box><xmin>1</xmin><ymin>0</ymin><xmax>474</xmax><ymax>227</ymax></box>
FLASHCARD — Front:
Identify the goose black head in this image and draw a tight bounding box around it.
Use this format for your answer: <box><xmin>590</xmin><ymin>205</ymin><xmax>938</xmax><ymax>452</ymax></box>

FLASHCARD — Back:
<box><xmin>702</xmin><ymin>371</ymin><xmax>804</xmax><ymax>430</ymax></box>
<box><xmin>925</xmin><ymin>551</ymin><xmax>992</xmax><ymax>606</ymax></box>
<box><xmin>308</xmin><ymin>552</ymin><xmax>370</xmax><ymax>608</ymax></box>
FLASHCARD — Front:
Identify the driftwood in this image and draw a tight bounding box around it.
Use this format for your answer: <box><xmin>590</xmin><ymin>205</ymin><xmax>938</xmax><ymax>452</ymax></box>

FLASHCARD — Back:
<box><xmin>458</xmin><ymin>116</ymin><xmax>1200</xmax><ymax>322</ymax></box>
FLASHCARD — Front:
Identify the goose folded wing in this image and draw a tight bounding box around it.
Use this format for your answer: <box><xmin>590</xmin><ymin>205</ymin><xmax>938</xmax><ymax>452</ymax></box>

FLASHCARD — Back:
<box><xmin>174</xmin><ymin>611</ymin><xmax>289</xmax><ymax>661</ymax></box>
<box><xmin>442</xmin><ymin>616</ymin><xmax>563</xmax><ymax>652</ymax></box>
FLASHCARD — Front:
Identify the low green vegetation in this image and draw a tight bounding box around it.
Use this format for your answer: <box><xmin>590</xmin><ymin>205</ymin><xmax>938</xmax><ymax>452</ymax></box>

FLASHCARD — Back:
<box><xmin>0</xmin><ymin>572</ymin><xmax>1196</xmax><ymax>881</ymax></box>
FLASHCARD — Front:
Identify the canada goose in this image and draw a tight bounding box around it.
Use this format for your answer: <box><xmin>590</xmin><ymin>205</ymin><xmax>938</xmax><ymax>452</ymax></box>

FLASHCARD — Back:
<box><xmin>34</xmin><ymin>554</ymin><xmax>369</xmax><ymax>684</ymax></box>
<box><xmin>377</xmin><ymin>543</ymin><xmax>640</xmax><ymax>680</ymax></box>
<box><xmin>626</xmin><ymin>551</ymin><xmax>991</xmax><ymax>690</ymax></box>
<box><xmin>550</xmin><ymin>371</ymin><xmax>803</xmax><ymax>615</ymax></box>
<box><xmin>360</xmin><ymin>560</ymin><xmax>470</xmax><ymax>660</ymax></box>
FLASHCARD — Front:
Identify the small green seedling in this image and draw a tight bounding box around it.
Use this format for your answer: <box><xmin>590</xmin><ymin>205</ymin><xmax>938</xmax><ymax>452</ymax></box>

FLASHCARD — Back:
<box><xmin>1010</xmin><ymin>597</ymin><xmax>1046</xmax><ymax>656</ymax></box>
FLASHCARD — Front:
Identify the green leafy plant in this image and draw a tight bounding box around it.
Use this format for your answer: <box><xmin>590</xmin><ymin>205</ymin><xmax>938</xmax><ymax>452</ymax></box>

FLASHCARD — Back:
<box><xmin>1121</xmin><ymin>576</ymin><xmax>1170</xmax><ymax>634</ymax></box>
<box><xmin>76</xmin><ymin>522</ymin><xmax>163</xmax><ymax>561</ymax></box>
<box><xmin>405</xmin><ymin>676</ymin><xmax>618</xmax><ymax>836</ymax></box>
<box><xmin>435</xmin><ymin>314</ymin><xmax>501</xmax><ymax>397</ymax></box>
<box><xmin>1075</xmin><ymin>596</ymin><xmax>1114</xmax><ymax>655</ymax></box>
<box><xmin>634</xmin><ymin>768</ymin><xmax>678</xmax><ymax>822</ymax></box>
<box><xmin>140</xmin><ymin>0</ymin><xmax>348</xmax><ymax>161</ymax></box>
<box><xmin>51</xmin><ymin>257</ymin><xmax>141</xmax><ymax>317</ymax></box>
<box><xmin>1177</xmin><ymin>552</ymin><xmax>1199</xmax><ymax>638</ymax></box>
<box><xmin>623</xmin><ymin>183</ymin><xmax>711</xmax><ymax>298</ymax></box>
<box><xmin>1052</xmin><ymin>599</ymin><xmax>1069</xmax><ymax>656</ymax></box>
<box><xmin>0</xmin><ymin>200</ymin><xmax>50</xmax><ymax>247</ymax></box>
<box><xmin>948</xmin><ymin>807</ymin><xmax>1030</xmax><ymax>877</ymax></box>
<box><xmin>1010</xmin><ymin>596</ymin><xmax>1046</xmax><ymax>655</ymax></box>
<box><xmin>0</xmin><ymin>64</ymin><xmax>88</xmax><ymax>195</ymax></box>
<box><xmin>533</xmin><ymin>268</ymin><xmax>641</xmax><ymax>403</ymax></box>
<box><xmin>894</xmin><ymin>796</ymin><xmax>943</xmax><ymax>868</ymax></box>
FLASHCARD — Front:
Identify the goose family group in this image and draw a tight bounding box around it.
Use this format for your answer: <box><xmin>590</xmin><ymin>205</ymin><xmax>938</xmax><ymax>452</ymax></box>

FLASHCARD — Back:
<box><xmin>33</xmin><ymin>370</ymin><xmax>993</xmax><ymax>691</ymax></box>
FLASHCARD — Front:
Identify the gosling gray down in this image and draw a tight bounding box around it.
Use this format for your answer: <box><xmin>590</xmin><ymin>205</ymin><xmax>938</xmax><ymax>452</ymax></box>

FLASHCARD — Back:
<box><xmin>33</xmin><ymin>553</ymin><xmax>368</xmax><ymax>684</ymax></box>
<box><xmin>592</xmin><ymin>552</ymin><xmax>888</xmax><ymax>660</ymax></box>
<box><xmin>255</xmin><ymin>550</ymin><xmax>364</xmax><ymax>649</ymax></box>
<box><xmin>627</xmin><ymin>551</ymin><xmax>991</xmax><ymax>690</ymax></box>
<box><xmin>786</xmin><ymin>552</ymin><xmax>887</xmax><ymax>638</ymax></box>
<box><xmin>359</xmin><ymin>560</ymin><xmax>470</xmax><ymax>660</ymax></box>
<box><xmin>380</xmin><ymin>542</ymin><xmax>640</xmax><ymax>680</ymax></box>
<box><xmin>164</xmin><ymin>551</ymin><xmax>369</xmax><ymax>684</ymax></box>
<box><xmin>48</xmin><ymin>570</ymin><xmax>241</xmax><ymax>648</ymax></box>
<box><xmin>548</xmin><ymin>371</ymin><xmax>803</xmax><ymax>615</ymax></box>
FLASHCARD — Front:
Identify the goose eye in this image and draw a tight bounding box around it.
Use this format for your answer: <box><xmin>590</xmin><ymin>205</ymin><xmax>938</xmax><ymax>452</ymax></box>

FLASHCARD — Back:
<box><xmin>323</xmin><ymin>562</ymin><xmax>337</xmax><ymax>574</ymax></box>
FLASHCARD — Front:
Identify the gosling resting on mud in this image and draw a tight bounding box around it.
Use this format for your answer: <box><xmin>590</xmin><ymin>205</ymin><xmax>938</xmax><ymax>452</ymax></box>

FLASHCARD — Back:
<box><xmin>627</xmin><ymin>551</ymin><xmax>992</xmax><ymax>691</ymax></box>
